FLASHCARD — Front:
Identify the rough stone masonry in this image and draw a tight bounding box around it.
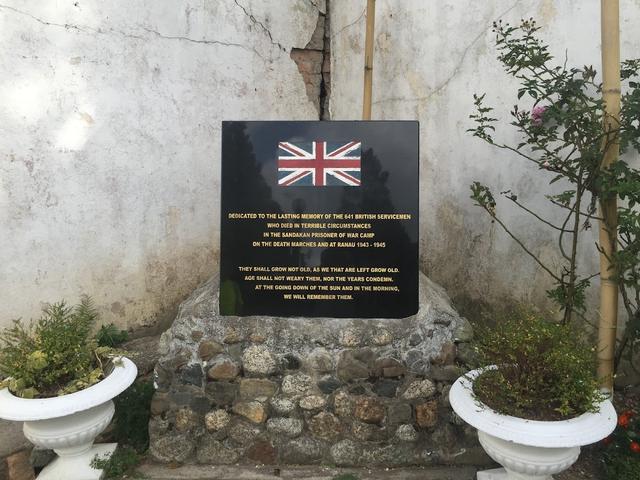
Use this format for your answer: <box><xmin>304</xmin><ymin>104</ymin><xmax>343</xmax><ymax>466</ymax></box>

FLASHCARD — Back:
<box><xmin>149</xmin><ymin>273</ymin><xmax>488</xmax><ymax>467</ymax></box>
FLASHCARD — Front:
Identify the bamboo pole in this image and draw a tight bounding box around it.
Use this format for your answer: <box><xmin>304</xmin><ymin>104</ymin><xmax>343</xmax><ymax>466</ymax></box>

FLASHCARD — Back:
<box><xmin>362</xmin><ymin>0</ymin><xmax>376</xmax><ymax>120</ymax></box>
<box><xmin>597</xmin><ymin>0</ymin><xmax>621</xmax><ymax>393</ymax></box>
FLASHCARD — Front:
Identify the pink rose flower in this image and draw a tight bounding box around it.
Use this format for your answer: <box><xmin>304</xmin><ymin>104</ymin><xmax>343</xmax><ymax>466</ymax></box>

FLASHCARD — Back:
<box><xmin>531</xmin><ymin>105</ymin><xmax>547</xmax><ymax>126</ymax></box>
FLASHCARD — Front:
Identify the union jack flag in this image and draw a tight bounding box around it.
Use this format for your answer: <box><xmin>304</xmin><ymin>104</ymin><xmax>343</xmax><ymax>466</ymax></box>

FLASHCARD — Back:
<box><xmin>277</xmin><ymin>141</ymin><xmax>361</xmax><ymax>187</ymax></box>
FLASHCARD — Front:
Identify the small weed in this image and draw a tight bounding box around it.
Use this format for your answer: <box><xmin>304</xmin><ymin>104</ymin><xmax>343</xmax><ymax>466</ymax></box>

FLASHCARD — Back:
<box><xmin>96</xmin><ymin>324</ymin><xmax>129</xmax><ymax>347</ymax></box>
<box><xmin>91</xmin><ymin>446</ymin><xmax>144</xmax><ymax>479</ymax></box>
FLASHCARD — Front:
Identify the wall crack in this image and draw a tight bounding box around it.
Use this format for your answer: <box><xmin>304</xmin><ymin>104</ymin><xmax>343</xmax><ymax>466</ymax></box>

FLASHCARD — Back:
<box><xmin>0</xmin><ymin>4</ymin><xmax>262</xmax><ymax>58</ymax></box>
<box><xmin>232</xmin><ymin>0</ymin><xmax>286</xmax><ymax>52</ymax></box>
<box><xmin>373</xmin><ymin>0</ymin><xmax>524</xmax><ymax>106</ymax></box>
<box><xmin>290</xmin><ymin>0</ymin><xmax>331</xmax><ymax>119</ymax></box>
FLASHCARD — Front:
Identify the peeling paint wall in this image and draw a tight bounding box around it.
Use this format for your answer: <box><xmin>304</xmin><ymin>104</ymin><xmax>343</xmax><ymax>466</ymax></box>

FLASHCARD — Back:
<box><xmin>0</xmin><ymin>0</ymin><xmax>325</xmax><ymax>330</ymax></box>
<box><xmin>331</xmin><ymin>0</ymin><xmax>640</xmax><ymax>314</ymax></box>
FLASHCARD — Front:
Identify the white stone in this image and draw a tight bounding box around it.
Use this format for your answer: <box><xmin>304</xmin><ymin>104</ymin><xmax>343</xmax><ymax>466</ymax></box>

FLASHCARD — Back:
<box><xmin>299</xmin><ymin>395</ymin><xmax>326</xmax><ymax>411</ymax></box>
<box><xmin>266</xmin><ymin>417</ymin><xmax>304</xmax><ymax>438</ymax></box>
<box><xmin>395</xmin><ymin>424</ymin><xmax>418</xmax><ymax>442</ymax></box>
<box><xmin>270</xmin><ymin>396</ymin><xmax>296</xmax><ymax>415</ymax></box>
<box><xmin>402</xmin><ymin>379</ymin><xmax>436</xmax><ymax>400</ymax></box>
<box><xmin>242</xmin><ymin>345</ymin><xmax>277</xmax><ymax>377</ymax></box>
<box><xmin>204</xmin><ymin>410</ymin><xmax>230</xmax><ymax>432</ymax></box>
<box><xmin>281</xmin><ymin>373</ymin><xmax>313</xmax><ymax>397</ymax></box>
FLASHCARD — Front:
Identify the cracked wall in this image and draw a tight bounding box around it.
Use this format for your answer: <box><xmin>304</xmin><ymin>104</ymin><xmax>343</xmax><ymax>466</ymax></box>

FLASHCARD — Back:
<box><xmin>2</xmin><ymin>0</ymin><xmax>640</xmax><ymax>333</ymax></box>
<box><xmin>290</xmin><ymin>1</ymin><xmax>331</xmax><ymax>119</ymax></box>
<box><xmin>0</xmin><ymin>0</ymin><xmax>323</xmax><ymax>331</ymax></box>
<box><xmin>330</xmin><ymin>0</ymin><xmax>640</xmax><ymax>316</ymax></box>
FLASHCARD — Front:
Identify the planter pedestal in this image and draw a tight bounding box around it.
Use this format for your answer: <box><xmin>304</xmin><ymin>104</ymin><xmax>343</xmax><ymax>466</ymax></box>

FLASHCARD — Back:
<box><xmin>449</xmin><ymin>368</ymin><xmax>616</xmax><ymax>480</ymax></box>
<box><xmin>0</xmin><ymin>357</ymin><xmax>137</xmax><ymax>480</ymax></box>
<box><xmin>476</xmin><ymin>431</ymin><xmax>579</xmax><ymax>480</ymax></box>
<box><xmin>24</xmin><ymin>401</ymin><xmax>117</xmax><ymax>480</ymax></box>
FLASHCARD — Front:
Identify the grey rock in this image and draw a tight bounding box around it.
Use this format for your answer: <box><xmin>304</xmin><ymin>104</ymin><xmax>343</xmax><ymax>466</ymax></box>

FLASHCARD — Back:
<box><xmin>270</xmin><ymin>396</ymin><xmax>296</xmax><ymax>416</ymax></box>
<box><xmin>336</xmin><ymin>348</ymin><xmax>374</xmax><ymax>382</ymax></box>
<box><xmin>29</xmin><ymin>447</ymin><xmax>55</xmax><ymax>468</ymax></box>
<box><xmin>266</xmin><ymin>417</ymin><xmax>304</xmax><ymax>437</ymax></box>
<box><xmin>168</xmin><ymin>388</ymin><xmax>210</xmax><ymax>414</ymax></box>
<box><xmin>281</xmin><ymin>436</ymin><xmax>324</xmax><ymax>464</ymax></box>
<box><xmin>402</xmin><ymin>379</ymin><xmax>437</xmax><ymax>400</ymax></box>
<box><xmin>223</xmin><ymin>327</ymin><xmax>244</xmax><ymax>344</ymax></box>
<box><xmin>150</xmin><ymin>392</ymin><xmax>170</xmax><ymax>415</ymax></box>
<box><xmin>454</xmin><ymin>318</ymin><xmax>474</xmax><ymax>342</ymax></box>
<box><xmin>317</xmin><ymin>375</ymin><xmax>341</xmax><ymax>394</ymax></box>
<box><xmin>408</xmin><ymin>332</ymin><xmax>422</xmax><ymax>346</ymax></box>
<box><xmin>206</xmin><ymin>356</ymin><xmax>240</xmax><ymax>381</ymax></box>
<box><xmin>239</xmin><ymin>378</ymin><xmax>277</xmax><ymax>399</ymax></box>
<box><xmin>282</xmin><ymin>353</ymin><xmax>301</xmax><ymax>370</ymax></box>
<box><xmin>232</xmin><ymin>401</ymin><xmax>267</xmax><ymax>424</ymax></box>
<box><xmin>308</xmin><ymin>411</ymin><xmax>342</xmax><ymax>440</ymax></box>
<box><xmin>282</xmin><ymin>373</ymin><xmax>313</xmax><ymax>397</ymax></box>
<box><xmin>196</xmin><ymin>437</ymin><xmax>240</xmax><ymax>464</ymax></box>
<box><xmin>206</xmin><ymin>381</ymin><xmax>239</xmax><ymax>407</ymax></box>
<box><xmin>333</xmin><ymin>390</ymin><xmax>353</xmax><ymax>417</ymax></box>
<box><xmin>387</xmin><ymin>402</ymin><xmax>412</xmax><ymax>425</ymax></box>
<box><xmin>123</xmin><ymin>335</ymin><xmax>160</xmax><ymax>375</ymax></box>
<box><xmin>353</xmin><ymin>396</ymin><xmax>385</xmax><ymax>424</ymax></box>
<box><xmin>149</xmin><ymin>416</ymin><xmax>170</xmax><ymax>437</ymax></box>
<box><xmin>363</xmin><ymin>443</ymin><xmax>418</xmax><ymax>467</ymax></box>
<box><xmin>180</xmin><ymin>363</ymin><xmax>204</xmax><ymax>387</ymax></box>
<box><xmin>395</xmin><ymin>424</ymin><xmax>419</xmax><ymax>442</ymax></box>
<box><xmin>373</xmin><ymin>379</ymin><xmax>399</xmax><ymax>398</ymax></box>
<box><xmin>228</xmin><ymin>421</ymin><xmax>262</xmax><ymax>446</ymax></box>
<box><xmin>150</xmin><ymin>433</ymin><xmax>196</xmax><ymax>463</ymax></box>
<box><xmin>198</xmin><ymin>340</ymin><xmax>224</xmax><ymax>360</ymax></box>
<box><xmin>330</xmin><ymin>439</ymin><xmax>363</xmax><ymax>467</ymax></box>
<box><xmin>175</xmin><ymin>407</ymin><xmax>201</xmax><ymax>432</ymax></box>
<box><xmin>374</xmin><ymin>357</ymin><xmax>407</xmax><ymax>378</ymax></box>
<box><xmin>352</xmin><ymin>421</ymin><xmax>387</xmax><ymax>441</ymax></box>
<box><xmin>456</xmin><ymin>342</ymin><xmax>478</xmax><ymax>365</ymax></box>
<box><xmin>307</xmin><ymin>348</ymin><xmax>334</xmax><ymax>373</ymax></box>
<box><xmin>430</xmin><ymin>365</ymin><xmax>461</xmax><ymax>382</ymax></box>
<box><xmin>204</xmin><ymin>409</ymin><xmax>231</xmax><ymax>432</ymax></box>
<box><xmin>242</xmin><ymin>345</ymin><xmax>277</xmax><ymax>377</ymax></box>
<box><xmin>298</xmin><ymin>395</ymin><xmax>326</xmax><ymax>411</ymax></box>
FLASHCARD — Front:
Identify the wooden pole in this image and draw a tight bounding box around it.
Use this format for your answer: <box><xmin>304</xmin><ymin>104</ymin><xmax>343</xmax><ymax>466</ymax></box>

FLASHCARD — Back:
<box><xmin>362</xmin><ymin>0</ymin><xmax>376</xmax><ymax>120</ymax></box>
<box><xmin>597</xmin><ymin>0</ymin><xmax>621</xmax><ymax>393</ymax></box>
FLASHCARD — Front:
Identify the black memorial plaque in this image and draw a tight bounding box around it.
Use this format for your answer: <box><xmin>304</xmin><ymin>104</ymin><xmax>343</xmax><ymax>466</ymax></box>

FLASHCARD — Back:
<box><xmin>220</xmin><ymin>121</ymin><xmax>418</xmax><ymax>318</ymax></box>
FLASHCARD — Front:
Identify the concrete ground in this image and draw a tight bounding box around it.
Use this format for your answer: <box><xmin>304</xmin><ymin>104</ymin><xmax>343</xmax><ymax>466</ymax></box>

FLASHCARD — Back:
<box><xmin>136</xmin><ymin>463</ymin><xmax>479</xmax><ymax>480</ymax></box>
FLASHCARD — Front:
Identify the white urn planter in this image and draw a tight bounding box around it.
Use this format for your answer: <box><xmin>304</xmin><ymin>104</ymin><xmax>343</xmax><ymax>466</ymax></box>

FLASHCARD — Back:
<box><xmin>449</xmin><ymin>368</ymin><xmax>617</xmax><ymax>480</ymax></box>
<box><xmin>0</xmin><ymin>357</ymin><xmax>137</xmax><ymax>480</ymax></box>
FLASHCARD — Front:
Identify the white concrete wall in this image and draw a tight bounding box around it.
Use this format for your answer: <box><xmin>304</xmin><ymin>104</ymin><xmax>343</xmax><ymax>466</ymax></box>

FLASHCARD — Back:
<box><xmin>2</xmin><ymin>0</ymin><xmax>640</xmax><ymax>331</ymax></box>
<box><xmin>331</xmin><ymin>0</ymin><xmax>640</xmax><ymax>312</ymax></box>
<box><xmin>0</xmin><ymin>0</ymin><xmax>323</xmax><ymax>330</ymax></box>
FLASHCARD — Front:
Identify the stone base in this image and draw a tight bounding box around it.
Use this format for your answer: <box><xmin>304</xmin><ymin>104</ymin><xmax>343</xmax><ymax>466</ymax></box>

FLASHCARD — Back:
<box><xmin>477</xmin><ymin>468</ymin><xmax>552</xmax><ymax>479</ymax></box>
<box><xmin>37</xmin><ymin>443</ymin><xmax>116</xmax><ymax>480</ymax></box>
<box><xmin>149</xmin><ymin>273</ymin><xmax>479</xmax><ymax>467</ymax></box>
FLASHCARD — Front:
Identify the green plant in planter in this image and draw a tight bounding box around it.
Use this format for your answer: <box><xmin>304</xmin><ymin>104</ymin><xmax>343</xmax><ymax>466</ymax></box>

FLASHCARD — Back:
<box><xmin>468</xmin><ymin>19</ymin><xmax>640</xmax><ymax>371</ymax></box>
<box><xmin>0</xmin><ymin>296</ymin><xmax>123</xmax><ymax>398</ymax></box>
<box><xmin>472</xmin><ymin>306</ymin><xmax>604</xmax><ymax>420</ymax></box>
